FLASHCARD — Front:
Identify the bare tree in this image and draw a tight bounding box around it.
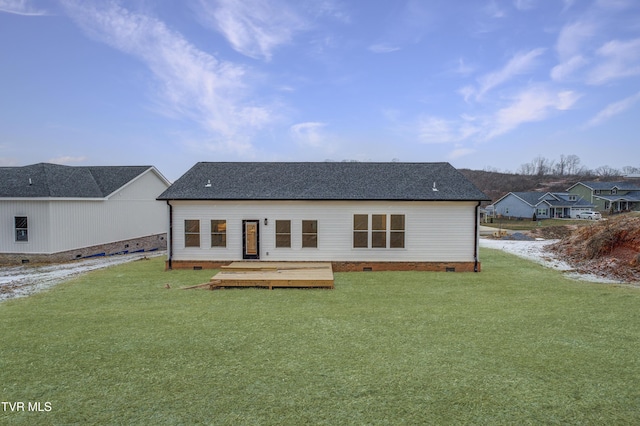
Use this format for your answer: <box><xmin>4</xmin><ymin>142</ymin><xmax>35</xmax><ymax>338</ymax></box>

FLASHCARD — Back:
<box><xmin>532</xmin><ymin>156</ymin><xmax>554</xmax><ymax>176</ymax></box>
<box><xmin>518</xmin><ymin>162</ymin><xmax>535</xmax><ymax>175</ymax></box>
<box><xmin>554</xmin><ymin>154</ymin><xmax>568</xmax><ymax>175</ymax></box>
<box><xmin>622</xmin><ymin>166</ymin><xmax>640</xmax><ymax>175</ymax></box>
<box><xmin>565</xmin><ymin>154</ymin><xmax>581</xmax><ymax>175</ymax></box>
<box><xmin>594</xmin><ymin>165</ymin><xmax>620</xmax><ymax>177</ymax></box>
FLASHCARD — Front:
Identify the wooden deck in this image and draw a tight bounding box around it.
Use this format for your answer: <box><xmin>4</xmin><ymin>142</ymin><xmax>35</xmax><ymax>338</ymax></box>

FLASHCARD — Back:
<box><xmin>209</xmin><ymin>262</ymin><xmax>334</xmax><ymax>290</ymax></box>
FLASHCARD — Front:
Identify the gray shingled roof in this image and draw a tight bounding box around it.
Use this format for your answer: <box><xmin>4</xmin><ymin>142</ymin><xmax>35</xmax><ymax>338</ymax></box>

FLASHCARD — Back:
<box><xmin>157</xmin><ymin>162</ymin><xmax>490</xmax><ymax>201</ymax></box>
<box><xmin>578</xmin><ymin>181</ymin><xmax>640</xmax><ymax>191</ymax></box>
<box><xmin>0</xmin><ymin>163</ymin><xmax>154</xmax><ymax>198</ymax></box>
<box><xmin>510</xmin><ymin>192</ymin><xmax>545</xmax><ymax>206</ymax></box>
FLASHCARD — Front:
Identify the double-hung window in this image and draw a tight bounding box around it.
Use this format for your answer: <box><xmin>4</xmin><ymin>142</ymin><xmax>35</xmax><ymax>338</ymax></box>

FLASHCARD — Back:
<box><xmin>15</xmin><ymin>216</ymin><xmax>28</xmax><ymax>242</ymax></box>
<box><xmin>353</xmin><ymin>214</ymin><xmax>368</xmax><ymax>248</ymax></box>
<box><xmin>302</xmin><ymin>220</ymin><xmax>318</xmax><ymax>248</ymax></box>
<box><xmin>372</xmin><ymin>214</ymin><xmax>387</xmax><ymax>248</ymax></box>
<box><xmin>211</xmin><ymin>220</ymin><xmax>226</xmax><ymax>247</ymax></box>
<box><xmin>184</xmin><ymin>220</ymin><xmax>200</xmax><ymax>247</ymax></box>
<box><xmin>276</xmin><ymin>220</ymin><xmax>291</xmax><ymax>248</ymax></box>
<box><xmin>390</xmin><ymin>214</ymin><xmax>405</xmax><ymax>248</ymax></box>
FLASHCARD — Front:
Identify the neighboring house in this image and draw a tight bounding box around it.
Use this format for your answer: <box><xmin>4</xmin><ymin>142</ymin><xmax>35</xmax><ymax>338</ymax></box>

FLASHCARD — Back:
<box><xmin>493</xmin><ymin>191</ymin><xmax>594</xmax><ymax>219</ymax></box>
<box><xmin>157</xmin><ymin>162</ymin><xmax>490</xmax><ymax>272</ymax></box>
<box><xmin>0</xmin><ymin>163</ymin><xmax>170</xmax><ymax>264</ymax></box>
<box><xmin>567</xmin><ymin>181</ymin><xmax>640</xmax><ymax>213</ymax></box>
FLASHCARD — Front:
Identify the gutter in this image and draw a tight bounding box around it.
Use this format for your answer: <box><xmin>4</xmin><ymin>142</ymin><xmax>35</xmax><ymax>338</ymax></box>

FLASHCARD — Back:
<box><xmin>166</xmin><ymin>201</ymin><xmax>173</xmax><ymax>270</ymax></box>
<box><xmin>474</xmin><ymin>201</ymin><xmax>481</xmax><ymax>272</ymax></box>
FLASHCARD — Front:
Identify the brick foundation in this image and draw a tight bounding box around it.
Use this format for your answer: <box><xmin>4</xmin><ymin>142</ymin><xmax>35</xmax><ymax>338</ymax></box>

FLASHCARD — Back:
<box><xmin>0</xmin><ymin>234</ymin><xmax>167</xmax><ymax>266</ymax></box>
<box><xmin>166</xmin><ymin>259</ymin><xmax>480</xmax><ymax>272</ymax></box>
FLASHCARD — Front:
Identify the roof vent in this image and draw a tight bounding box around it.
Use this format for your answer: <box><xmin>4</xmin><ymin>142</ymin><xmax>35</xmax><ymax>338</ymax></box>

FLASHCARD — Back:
<box><xmin>205</xmin><ymin>180</ymin><xmax>212</xmax><ymax>188</ymax></box>
<box><xmin>432</xmin><ymin>182</ymin><xmax>438</xmax><ymax>192</ymax></box>
<box><xmin>28</xmin><ymin>178</ymin><xmax>32</xmax><ymax>186</ymax></box>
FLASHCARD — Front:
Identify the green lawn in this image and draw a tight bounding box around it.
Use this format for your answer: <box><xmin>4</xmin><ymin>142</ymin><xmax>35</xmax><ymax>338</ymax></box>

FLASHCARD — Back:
<box><xmin>483</xmin><ymin>217</ymin><xmax>585</xmax><ymax>230</ymax></box>
<box><xmin>1</xmin><ymin>251</ymin><xmax>640</xmax><ymax>424</ymax></box>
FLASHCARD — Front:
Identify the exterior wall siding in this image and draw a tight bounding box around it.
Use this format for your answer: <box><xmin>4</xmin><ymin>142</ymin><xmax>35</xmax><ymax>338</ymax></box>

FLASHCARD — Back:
<box><xmin>1</xmin><ymin>170</ymin><xmax>169</xmax><ymax>255</ymax></box>
<box><xmin>168</xmin><ymin>200</ymin><xmax>479</xmax><ymax>263</ymax></box>
<box><xmin>494</xmin><ymin>194</ymin><xmax>533</xmax><ymax>219</ymax></box>
<box><xmin>0</xmin><ymin>201</ymin><xmax>51</xmax><ymax>253</ymax></box>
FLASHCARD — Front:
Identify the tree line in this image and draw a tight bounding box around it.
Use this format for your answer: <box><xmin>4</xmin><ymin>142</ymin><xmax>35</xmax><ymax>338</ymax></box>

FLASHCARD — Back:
<box><xmin>516</xmin><ymin>154</ymin><xmax>639</xmax><ymax>177</ymax></box>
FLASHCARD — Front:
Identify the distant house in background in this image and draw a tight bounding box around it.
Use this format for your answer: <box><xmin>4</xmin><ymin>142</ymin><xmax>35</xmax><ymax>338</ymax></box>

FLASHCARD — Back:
<box><xmin>567</xmin><ymin>181</ymin><xmax>640</xmax><ymax>213</ymax></box>
<box><xmin>157</xmin><ymin>162</ymin><xmax>490</xmax><ymax>272</ymax></box>
<box><xmin>0</xmin><ymin>163</ymin><xmax>170</xmax><ymax>264</ymax></box>
<box><xmin>492</xmin><ymin>191</ymin><xmax>595</xmax><ymax>219</ymax></box>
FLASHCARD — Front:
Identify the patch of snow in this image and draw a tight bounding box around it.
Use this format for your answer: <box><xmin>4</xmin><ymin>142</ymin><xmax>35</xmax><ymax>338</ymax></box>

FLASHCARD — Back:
<box><xmin>0</xmin><ymin>252</ymin><xmax>165</xmax><ymax>302</ymax></box>
<box><xmin>480</xmin><ymin>238</ymin><xmax>621</xmax><ymax>284</ymax></box>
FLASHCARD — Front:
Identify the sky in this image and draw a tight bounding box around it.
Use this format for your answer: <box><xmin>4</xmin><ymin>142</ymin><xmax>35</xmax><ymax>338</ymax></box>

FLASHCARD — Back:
<box><xmin>1</xmin><ymin>0</ymin><xmax>639</xmax><ymax>181</ymax></box>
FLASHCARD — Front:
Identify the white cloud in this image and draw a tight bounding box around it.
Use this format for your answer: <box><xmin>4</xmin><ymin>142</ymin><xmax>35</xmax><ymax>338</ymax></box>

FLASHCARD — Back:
<box><xmin>61</xmin><ymin>1</ymin><xmax>274</xmax><ymax>155</ymax></box>
<box><xmin>485</xmin><ymin>87</ymin><xmax>580</xmax><ymax>139</ymax></box>
<box><xmin>48</xmin><ymin>156</ymin><xmax>87</xmax><ymax>165</ymax></box>
<box><xmin>474</xmin><ymin>48</ymin><xmax>546</xmax><ymax>100</ymax></box>
<box><xmin>0</xmin><ymin>0</ymin><xmax>46</xmax><ymax>15</ymax></box>
<box><xmin>586</xmin><ymin>91</ymin><xmax>640</xmax><ymax>127</ymax></box>
<box><xmin>555</xmin><ymin>20</ymin><xmax>597</xmax><ymax>60</ymax></box>
<box><xmin>448</xmin><ymin>147</ymin><xmax>476</xmax><ymax>160</ymax></box>
<box><xmin>418</xmin><ymin>117</ymin><xmax>456</xmax><ymax>144</ymax></box>
<box><xmin>587</xmin><ymin>38</ymin><xmax>640</xmax><ymax>85</ymax></box>
<box><xmin>514</xmin><ymin>0</ymin><xmax>535</xmax><ymax>11</ymax></box>
<box><xmin>551</xmin><ymin>54</ymin><xmax>588</xmax><ymax>81</ymax></box>
<box><xmin>195</xmin><ymin>0</ymin><xmax>307</xmax><ymax>61</ymax></box>
<box><xmin>417</xmin><ymin>116</ymin><xmax>480</xmax><ymax>144</ymax></box>
<box><xmin>290</xmin><ymin>122</ymin><xmax>327</xmax><ymax>147</ymax></box>
<box><xmin>368</xmin><ymin>43</ymin><xmax>401</xmax><ymax>54</ymax></box>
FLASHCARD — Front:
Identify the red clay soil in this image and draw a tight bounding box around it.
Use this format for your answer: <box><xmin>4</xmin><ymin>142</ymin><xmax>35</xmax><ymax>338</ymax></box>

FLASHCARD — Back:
<box><xmin>550</xmin><ymin>215</ymin><xmax>640</xmax><ymax>283</ymax></box>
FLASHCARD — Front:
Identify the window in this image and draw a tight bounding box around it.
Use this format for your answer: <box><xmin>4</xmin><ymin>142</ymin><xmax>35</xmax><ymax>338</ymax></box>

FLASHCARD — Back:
<box><xmin>184</xmin><ymin>220</ymin><xmax>200</xmax><ymax>247</ymax></box>
<box><xmin>569</xmin><ymin>195</ymin><xmax>577</xmax><ymax>201</ymax></box>
<box><xmin>353</xmin><ymin>214</ymin><xmax>368</xmax><ymax>248</ymax></box>
<box><xmin>211</xmin><ymin>220</ymin><xmax>226</xmax><ymax>247</ymax></box>
<box><xmin>276</xmin><ymin>220</ymin><xmax>291</xmax><ymax>248</ymax></box>
<box><xmin>353</xmin><ymin>214</ymin><xmax>405</xmax><ymax>249</ymax></box>
<box><xmin>15</xmin><ymin>216</ymin><xmax>28</xmax><ymax>242</ymax></box>
<box><xmin>390</xmin><ymin>214</ymin><xmax>405</xmax><ymax>248</ymax></box>
<box><xmin>612</xmin><ymin>188</ymin><xmax>618</xmax><ymax>195</ymax></box>
<box><xmin>372</xmin><ymin>214</ymin><xmax>387</xmax><ymax>248</ymax></box>
<box><xmin>537</xmin><ymin>208</ymin><xmax>548</xmax><ymax>216</ymax></box>
<box><xmin>302</xmin><ymin>220</ymin><xmax>317</xmax><ymax>248</ymax></box>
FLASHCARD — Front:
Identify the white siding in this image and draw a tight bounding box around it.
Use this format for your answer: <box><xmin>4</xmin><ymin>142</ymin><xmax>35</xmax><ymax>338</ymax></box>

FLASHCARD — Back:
<box><xmin>0</xmin><ymin>201</ymin><xmax>51</xmax><ymax>253</ymax></box>
<box><xmin>1</xmin><ymin>170</ymin><xmax>169</xmax><ymax>254</ymax></box>
<box><xmin>169</xmin><ymin>200</ymin><xmax>478</xmax><ymax>262</ymax></box>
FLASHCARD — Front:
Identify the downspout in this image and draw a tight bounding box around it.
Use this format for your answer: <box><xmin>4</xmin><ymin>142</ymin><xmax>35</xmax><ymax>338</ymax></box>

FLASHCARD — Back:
<box><xmin>166</xmin><ymin>201</ymin><xmax>173</xmax><ymax>270</ymax></box>
<box><xmin>474</xmin><ymin>201</ymin><xmax>481</xmax><ymax>272</ymax></box>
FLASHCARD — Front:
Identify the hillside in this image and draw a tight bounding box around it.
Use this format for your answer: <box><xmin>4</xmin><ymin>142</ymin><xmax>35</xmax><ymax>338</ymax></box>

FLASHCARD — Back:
<box><xmin>459</xmin><ymin>169</ymin><xmax>618</xmax><ymax>203</ymax></box>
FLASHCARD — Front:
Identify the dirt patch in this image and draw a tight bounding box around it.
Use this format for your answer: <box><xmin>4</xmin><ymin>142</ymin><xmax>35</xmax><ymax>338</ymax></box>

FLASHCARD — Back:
<box><xmin>527</xmin><ymin>225</ymin><xmax>575</xmax><ymax>240</ymax></box>
<box><xmin>550</xmin><ymin>215</ymin><xmax>640</xmax><ymax>283</ymax></box>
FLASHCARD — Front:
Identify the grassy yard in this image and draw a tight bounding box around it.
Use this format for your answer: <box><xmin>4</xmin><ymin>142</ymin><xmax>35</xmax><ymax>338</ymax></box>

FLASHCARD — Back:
<box><xmin>1</xmin><ymin>251</ymin><xmax>640</xmax><ymax>424</ymax></box>
<box><xmin>482</xmin><ymin>217</ymin><xmax>585</xmax><ymax>231</ymax></box>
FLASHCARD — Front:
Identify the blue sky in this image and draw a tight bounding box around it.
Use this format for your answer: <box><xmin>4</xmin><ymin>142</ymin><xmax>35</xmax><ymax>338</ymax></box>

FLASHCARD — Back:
<box><xmin>1</xmin><ymin>0</ymin><xmax>639</xmax><ymax>181</ymax></box>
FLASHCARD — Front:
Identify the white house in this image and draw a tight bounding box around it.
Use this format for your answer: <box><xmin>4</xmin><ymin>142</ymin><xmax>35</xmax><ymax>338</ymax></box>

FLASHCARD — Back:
<box><xmin>0</xmin><ymin>163</ymin><xmax>171</xmax><ymax>264</ymax></box>
<box><xmin>157</xmin><ymin>162</ymin><xmax>490</xmax><ymax>272</ymax></box>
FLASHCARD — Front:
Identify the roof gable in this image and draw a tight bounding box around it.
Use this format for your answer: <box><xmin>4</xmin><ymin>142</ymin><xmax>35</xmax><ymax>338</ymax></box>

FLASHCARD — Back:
<box><xmin>0</xmin><ymin>163</ymin><xmax>155</xmax><ymax>198</ymax></box>
<box><xmin>158</xmin><ymin>162</ymin><xmax>490</xmax><ymax>201</ymax></box>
